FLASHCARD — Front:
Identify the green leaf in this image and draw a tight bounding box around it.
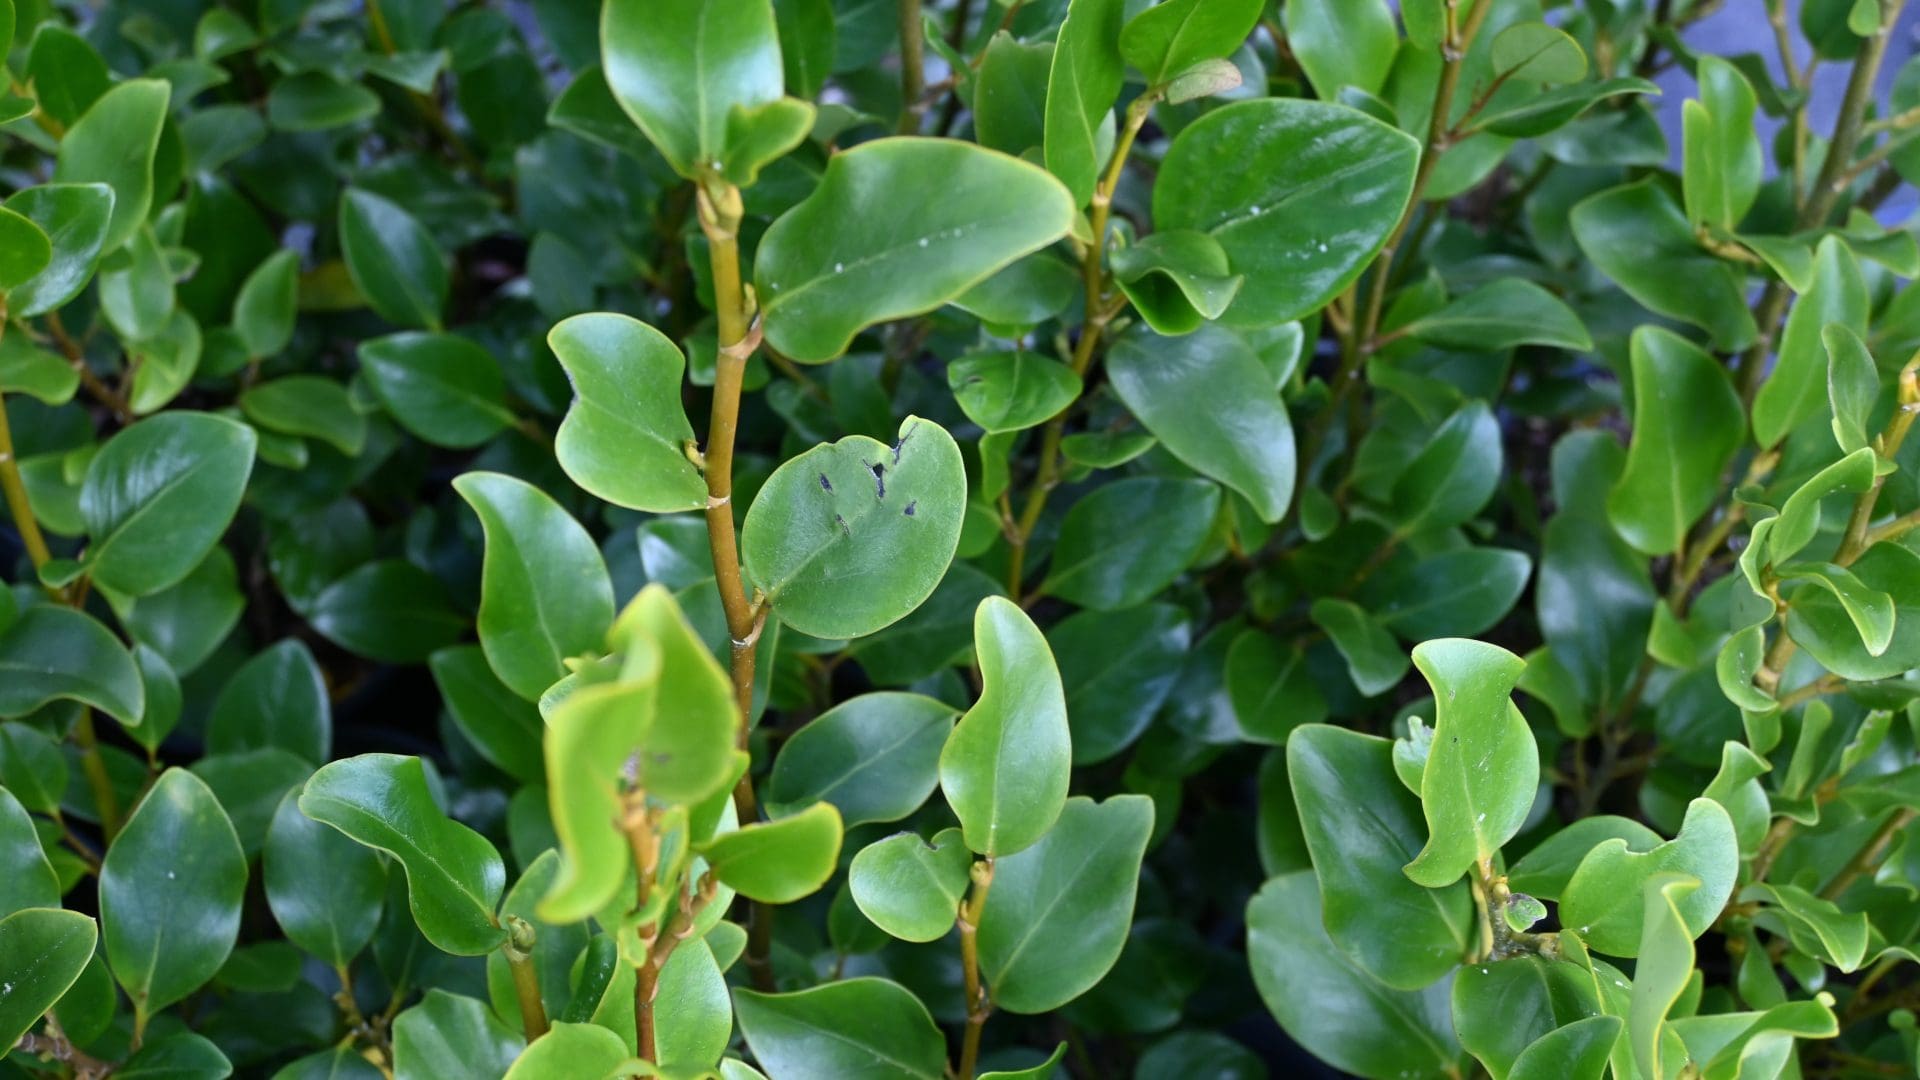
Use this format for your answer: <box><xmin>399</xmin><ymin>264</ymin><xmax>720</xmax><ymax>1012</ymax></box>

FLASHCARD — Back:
<box><xmin>1118</xmin><ymin>0</ymin><xmax>1262</xmax><ymax>86</ymax></box>
<box><xmin>701</xmin><ymin>802</ymin><xmax>843</xmax><ymax>904</ymax></box>
<box><xmin>1507</xmin><ymin>1016</ymin><xmax>1622</xmax><ymax>1080</ymax></box>
<box><xmin>1680</xmin><ymin>56</ymin><xmax>1761</xmax><ymax>231</ymax></box>
<box><xmin>1788</xmin><ymin>542</ymin><xmax>1920</xmax><ymax>679</ymax></box>
<box><xmin>1287</xmin><ymin>725</ymin><xmax>1474</xmax><ymax>990</ymax></box>
<box><xmin>939</xmin><ymin>597</ymin><xmax>1071</xmax><ymax>857</ymax></box>
<box><xmin>977</xmin><ymin>794</ymin><xmax>1153</xmax><ymax>1012</ymax></box>
<box><xmin>1042</xmin><ymin>477</ymin><xmax>1220</xmax><ymax>608</ymax></box>
<box><xmin>1771</xmin><ymin>447</ymin><xmax>1878</xmax><ymax>564</ymax></box>
<box><xmin>501</xmin><ymin>1022</ymin><xmax>628</xmax><ymax>1080</ymax></box>
<box><xmin>1780</xmin><ymin>562</ymin><xmax>1895</xmax><ymax>656</ymax></box>
<box><xmin>266</xmin><ymin>71</ymin><xmax>382</xmax><ymax>132</ymax></box>
<box><xmin>392</xmin><ymin>990</ymin><xmax>523</xmax><ymax>1080</ymax></box>
<box><xmin>1109</xmin><ymin>230</ymin><xmax>1244</xmax><ymax>335</ymax></box>
<box><xmin>52</xmin><ymin>79</ymin><xmax>168</xmax><ymax>252</ymax></box>
<box><xmin>308</xmin><ymin>560</ymin><xmax>467</xmax><ymax>663</ymax></box>
<box><xmin>0</xmin><ymin>604</ymin><xmax>143</xmax><ymax>725</ymax></box>
<box><xmin>233</xmin><ymin>250</ymin><xmax>299</xmax><ymax>359</ymax></box>
<box><xmin>848</xmin><ymin>827</ymin><xmax>971</xmax><ymax>942</ymax></box>
<box><xmin>339</xmin><ymin>188</ymin><xmax>449</xmax><ymax>331</ymax></box>
<box><xmin>1570</xmin><ymin>179</ymin><xmax>1758</xmax><ymax>350</ymax></box>
<box><xmin>1060</xmin><ymin>602</ymin><xmax>1193</xmax><ymax>760</ymax></box>
<box><xmin>973</xmin><ymin>34</ymin><xmax>1052</xmax><ymax>157</ymax></box>
<box><xmin>107</xmin><ymin>546</ymin><xmax>243</xmax><ymax>679</ymax></box>
<box><xmin>1606</xmin><ymin>327</ymin><xmax>1746</xmax><ymax>556</ymax></box>
<box><xmin>765</xmin><ymin>692</ymin><xmax>956</xmax><ymax>826</ymax></box>
<box><xmin>1453</xmin><ymin>956</ymin><xmax>1602</xmax><ymax>1080</ymax></box>
<box><xmin>0</xmin><ymin>206</ymin><xmax>51</xmax><ymax>293</ymax></box>
<box><xmin>1106</xmin><ymin>325</ymin><xmax>1294</xmax><ymax>522</ymax></box>
<box><xmin>1403</xmin><ymin>640</ymin><xmax>1535</xmax><ymax>888</ymax></box>
<box><xmin>298</xmin><ymin>754</ymin><xmax>507</xmax><ymax>956</ymax></box>
<box><xmin>0</xmin><ymin>907</ymin><xmax>96</xmax><ymax>1048</ymax></box>
<box><xmin>1476</xmin><ymin>77</ymin><xmax>1659</xmax><ymax>139</ymax></box>
<box><xmin>600</xmin><ymin>0</ymin><xmax>790</xmax><ymax>180</ymax></box>
<box><xmin>1399</xmin><ymin>279</ymin><xmax>1591</xmax><ymax>353</ymax></box>
<box><xmin>948</xmin><ymin>253</ymin><xmax>1078</xmax><ymax>329</ymax></box>
<box><xmin>1283</xmin><ymin>0</ymin><xmax>1397</xmax><ymax>99</ymax></box>
<box><xmin>735</xmin><ymin>977</ymin><xmax>946</xmax><ymax>1080</ymax></box>
<box><xmin>455</xmin><ymin>471</ymin><xmax>615</xmax><ymax>701</ymax></box>
<box><xmin>1358</xmin><ymin>548</ymin><xmax>1532</xmax><ymax>641</ymax></box>
<box><xmin>100</xmin><ymin>769</ymin><xmax>246</xmax><ymax>1026</ymax></box>
<box><xmin>0</xmin><ymin>725</ymin><xmax>66</xmax><ymax>815</ymax></box>
<box><xmin>359</xmin><ymin>332</ymin><xmax>516</xmax><ymax>449</ymax></box>
<box><xmin>1628</xmin><ymin>875</ymin><xmax>1701</xmax><ymax>1080</ymax></box>
<box><xmin>80</xmin><ymin>412</ymin><xmax>257</xmax><ymax>597</ymax></box>
<box><xmin>1489</xmin><ymin>22</ymin><xmax>1588</xmax><ymax>85</ymax></box>
<box><xmin>1825</xmin><ymin>324</ymin><xmax>1879</xmax><ymax>453</ymax></box>
<box><xmin>1508</xmin><ymin>816</ymin><xmax>1663</xmax><ymax>900</ymax></box>
<box><xmin>1042</xmin><ymin>0</ymin><xmax>1124</xmax><ymax>205</ymax></box>
<box><xmin>1743</xmin><ymin>882</ymin><xmax>1869</xmax><ymax>971</ymax></box>
<box><xmin>1157</xmin><ymin>99</ymin><xmax>1418</xmax><ymax>327</ymax></box>
<box><xmin>430</xmin><ymin>646</ymin><xmax>544</xmax><ymax>784</ymax></box>
<box><xmin>1247</xmin><ymin>872</ymin><xmax>1464</xmax><ymax>1080</ymax></box>
<box><xmin>1559</xmin><ymin>798</ymin><xmax>1737</xmax><ymax>957</ymax></box>
<box><xmin>741</xmin><ymin>416</ymin><xmax>966</xmax><ymax>639</ymax></box>
<box><xmin>485</xmin><ymin>852</ymin><xmax>589</xmax><ymax>1039</ymax></box>
<box><xmin>947</xmin><ymin>350</ymin><xmax>1081</xmax><ymax>434</ymax></box>
<box><xmin>263</xmin><ymin>789</ymin><xmax>385</xmax><ymax>969</ymax></box>
<box><xmin>1388</xmin><ymin>400</ymin><xmax>1503</xmax><ymax>535</ymax></box>
<box><xmin>242</xmin><ymin>376</ymin><xmax>368</xmax><ymax>456</ymax></box>
<box><xmin>0</xmin><ymin>787</ymin><xmax>59</xmax><ymax>913</ymax></box>
<box><xmin>1753</xmin><ymin>235</ymin><xmax>1869</xmax><ymax>448</ymax></box>
<box><xmin>207</xmin><ymin>639</ymin><xmax>330</xmax><ymax>765</ymax></box>
<box><xmin>755</xmin><ymin>138</ymin><xmax>1074</xmax><ymax>361</ymax></box>
<box><xmin>1309</xmin><ymin>598</ymin><xmax>1409</xmax><ymax>697</ymax></box>
<box><xmin>96</xmin><ymin>223</ymin><xmax>174</xmax><ymax>346</ymax></box>
<box><xmin>3</xmin><ymin>183</ymin><xmax>113</xmax><ymax>319</ymax></box>
<box><xmin>547</xmin><ymin>312</ymin><xmax>706</xmax><ymax>513</ymax></box>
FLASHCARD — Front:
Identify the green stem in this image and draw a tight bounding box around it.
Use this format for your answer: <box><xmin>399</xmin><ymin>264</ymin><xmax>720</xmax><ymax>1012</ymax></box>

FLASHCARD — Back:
<box><xmin>955</xmin><ymin>857</ymin><xmax>997</xmax><ymax>1080</ymax></box>
<box><xmin>504</xmin><ymin>919</ymin><xmax>548</xmax><ymax>1040</ymax></box>
<box><xmin>898</xmin><ymin>0</ymin><xmax>926</xmax><ymax>132</ymax></box>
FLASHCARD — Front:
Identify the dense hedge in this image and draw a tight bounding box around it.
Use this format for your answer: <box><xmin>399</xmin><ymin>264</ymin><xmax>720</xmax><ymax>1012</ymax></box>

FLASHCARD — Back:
<box><xmin>4</xmin><ymin>0</ymin><xmax>1920</xmax><ymax>1078</ymax></box>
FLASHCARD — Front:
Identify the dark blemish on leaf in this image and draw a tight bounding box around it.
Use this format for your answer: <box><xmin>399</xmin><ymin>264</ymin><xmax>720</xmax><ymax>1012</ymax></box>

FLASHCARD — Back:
<box><xmin>904</xmin><ymin>500</ymin><xmax>916</xmax><ymax>517</ymax></box>
<box><xmin>866</xmin><ymin>461</ymin><xmax>886</xmax><ymax>499</ymax></box>
<box><xmin>818</xmin><ymin>473</ymin><xmax>833</xmax><ymax>493</ymax></box>
<box><xmin>892</xmin><ymin>423</ymin><xmax>914</xmax><ymax>465</ymax></box>
<box><xmin>835</xmin><ymin>514</ymin><xmax>850</xmax><ymax>536</ymax></box>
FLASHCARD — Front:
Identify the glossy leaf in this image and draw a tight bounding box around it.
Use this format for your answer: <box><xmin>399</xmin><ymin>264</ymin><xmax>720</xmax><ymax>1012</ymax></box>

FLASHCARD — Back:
<box><xmin>52</xmin><ymin>79</ymin><xmax>168</xmax><ymax>252</ymax></box>
<box><xmin>339</xmin><ymin>188</ymin><xmax>449</xmax><ymax>331</ymax></box>
<box><xmin>1388</xmin><ymin>400</ymin><xmax>1503</xmax><ymax>536</ymax></box>
<box><xmin>947</xmin><ymin>350</ymin><xmax>1080</xmax><ymax>434</ymax></box>
<box><xmin>1042</xmin><ymin>0</ymin><xmax>1124</xmax><ymax>205</ymax></box>
<box><xmin>263</xmin><ymin>790</ymin><xmax>384</xmax><ymax>969</ymax></box>
<box><xmin>2</xmin><ymin>183</ymin><xmax>114</xmax><ymax>318</ymax></box>
<box><xmin>358</xmin><ymin>332</ymin><xmax>516</xmax><ymax>449</ymax></box>
<box><xmin>1753</xmin><ymin>235</ymin><xmax>1869</xmax><ymax>448</ymax></box>
<box><xmin>0</xmin><ymin>207</ymin><xmax>50</xmax><ymax>293</ymax></box>
<box><xmin>1680</xmin><ymin>56</ymin><xmax>1761</xmax><ymax>231</ymax></box>
<box><xmin>847</xmin><ymin>828</ymin><xmax>971</xmax><ymax>943</ymax></box>
<box><xmin>391</xmin><ymin>990</ymin><xmax>523</xmax><ymax>1080</ymax></box>
<box><xmin>1108</xmin><ymin>230</ymin><xmax>1244</xmax><ymax>335</ymax></box>
<box><xmin>0</xmin><ymin>603</ymin><xmax>143</xmax><ymax>725</ymax></box>
<box><xmin>0</xmin><ymin>907</ymin><xmax>96</xmax><ymax>1048</ymax></box>
<box><xmin>1118</xmin><ymin>0</ymin><xmax>1263</xmax><ymax>86</ymax></box>
<box><xmin>1606</xmin><ymin>327</ymin><xmax>1745</xmax><ymax>556</ymax></box>
<box><xmin>233</xmin><ymin>250</ymin><xmax>299</xmax><ymax>359</ymax></box>
<box><xmin>80</xmin><ymin>412</ymin><xmax>257</xmax><ymax>597</ymax></box>
<box><xmin>1042</xmin><ymin>477</ymin><xmax>1220</xmax><ymax>608</ymax></box>
<box><xmin>1570</xmin><ymin>179</ymin><xmax>1757</xmax><ymax>350</ymax></box>
<box><xmin>765</xmin><ymin>692</ymin><xmax>955</xmax><ymax>826</ymax></box>
<box><xmin>939</xmin><ymin>597</ymin><xmax>1071</xmax><ymax>857</ymax></box>
<box><xmin>1559</xmin><ymin>798</ymin><xmax>1738</xmax><ymax>957</ymax></box>
<box><xmin>735</xmin><ymin>978</ymin><xmax>946</xmax><ymax>1080</ymax></box>
<box><xmin>700</xmin><ymin>802</ymin><xmax>843</xmax><ymax>904</ymax></box>
<box><xmin>548</xmin><ymin>312</ymin><xmax>706</xmax><ymax>512</ymax></box>
<box><xmin>1404</xmin><ymin>640</ymin><xmax>1535</xmax><ymax>889</ymax></box>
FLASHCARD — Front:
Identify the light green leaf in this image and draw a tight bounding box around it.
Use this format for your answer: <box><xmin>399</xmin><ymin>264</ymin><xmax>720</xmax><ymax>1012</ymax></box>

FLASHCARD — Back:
<box><xmin>741</xmin><ymin>416</ymin><xmax>966</xmax><ymax>639</ymax></box>
<box><xmin>1681</xmin><ymin>56</ymin><xmax>1761</xmax><ymax>231</ymax></box>
<box><xmin>299</xmin><ymin>754</ymin><xmax>507</xmax><ymax>956</ymax></box>
<box><xmin>0</xmin><ymin>206</ymin><xmax>51</xmax><ymax>293</ymax></box>
<box><xmin>1283</xmin><ymin>0</ymin><xmax>1397</xmax><ymax>99</ymax></box>
<box><xmin>1156</xmin><ymin>98</ymin><xmax>1418</xmax><ymax>327</ymax></box>
<box><xmin>1559</xmin><ymin>798</ymin><xmax>1737</xmax><ymax>957</ymax></box>
<box><xmin>848</xmin><ymin>827</ymin><xmax>971</xmax><ymax>942</ymax></box>
<box><xmin>1786</xmin><ymin>542</ymin><xmax>1920</xmax><ymax>680</ymax></box>
<box><xmin>1404</xmin><ymin>639</ymin><xmax>1535</xmax><ymax>888</ymax></box>
<box><xmin>1824</xmin><ymin>324</ymin><xmax>1879</xmax><ymax>454</ymax></box>
<box><xmin>547</xmin><ymin>312</ymin><xmax>705</xmax><ymax>513</ymax></box>
<box><xmin>52</xmin><ymin>79</ymin><xmax>168</xmax><ymax>252</ymax></box>
<box><xmin>1042</xmin><ymin>0</ymin><xmax>1125</xmax><ymax>205</ymax></box>
<box><xmin>100</xmin><ymin>769</ymin><xmax>246</xmax><ymax>1026</ymax></box>
<box><xmin>1753</xmin><ymin>235</ymin><xmax>1869</xmax><ymax>448</ymax></box>
<box><xmin>501</xmin><ymin>1022</ymin><xmax>629</xmax><ymax>1080</ymax></box>
<box><xmin>2</xmin><ymin>184</ymin><xmax>114</xmax><ymax>320</ymax></box>
<box><xmin>1779</xmin><ymin>562</ymin><xmax>1895</xmax><ymax>656</ymax></box>
<box><xmin>1628</xmin><ymin>875</ymin><xmax>1701</xmax><ymax>1080</ymax></box>
<box><xmin>939</xmin><ymin>597</ymin><xmax>1071</xmax><ymax>857</ymax></box>
<box><xmin>455</xmin><ymin>471</ymin><xmax>615</xmax><ymax>701</ymax></box>
<box><xmin>1489</xmin><ymin>22</ymin><xmax>1588</xmax><ymax>85</ymax></box>
<box><xmin>755</xmin><ymin>139</ymin><xmax>1074</xmax><ymax>361</ymax></box>
<box><xmin>1606</xmin><ymin>327</ymin><xmax>1745</xmax><ymax>556</ymax></box>
<box><xmin>1118</xmin><ymin>0</ymin><xmax>1263</xmax><ymax>86</ymax></box>
<box><xmin>600</xmin><ymin>0</ymin><xmax>788</xmax><ymax>180</ymax></box>
<box><xmin>700</xmin><ymin>802</ymin><xmax>843</xmax><ymax>904</ymax></box>
<box><xmin>977</xmin><ymin>795</ymin><xmax>1153</xmax><ymax>1012</ymax></box>
<box><xmin>947</xmin><ymin>350</ymin><xmax>1081</xmax><ymax>434</ymax></box>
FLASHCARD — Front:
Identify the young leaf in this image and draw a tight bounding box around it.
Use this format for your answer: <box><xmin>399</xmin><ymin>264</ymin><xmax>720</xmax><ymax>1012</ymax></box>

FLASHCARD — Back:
<box><xmin>1156</xmin><ymin>98</ymin><xmax>1419</xmax><ymax>326</ymax></box>
<box><xmin>939</xmin><ymin>597</ymin><xmax>1071</xmax><ymax>858</ymax></box>
<box><xmin>1680</xmin><ymin>56</ymin><xmax>1762</xmax><ymax>231</ymax></box>
<box><xmin>80</xmin><ymin>412</ymin><xmax>257</xmax><ymax>597</ymax></box>
<box><xmin>454</xmin><ymin>471</ymin><xmax>616</xmax><ymax>701</ymax></box>
<box><xmin>1108</xmin><ymin>230</ymin><xmax>1244</xmax><ymax>335</ymax></box>
<box><xmin>1106</xmin><ymin>325</ymin><xmax>1294</xmax><ymax>522</ymax></box>
<box><xmin>1628</xmin><ymin>876</ymin><xmax>1701</xmax><ymax>1080</ymax></box>
<box><xmin>1118</xmin><ymin>0</ymin><xmax>1262</xmax><ymax>86</ymax></box>
<box><xmin>1752</xmin><ymin>236</ymin><xmax>1869</xmax><ymax>448</ymax></box>
<box><xmin>298</xmin><ymin>754</ymin><xmax>508</xmax><ymax>956</ymax></box>
<box><xmin>735</xmin><ymin>978</ymin><xmax>947</xmax><ymax>1080</ymax></box>
<box><xmin>1824</xmin><ymin>324</ymin><xmax>1879</xmax><ymax>453</ymax></box>
<box><xmin>100</xmin><ymin>769</ymin><xmax>247</xmax><ymax>1027</ymax></box>
<box><xmin>977</xmin><ymin>794</ymin><xmax>1153</xmax><ymax>1012</ymax></box>
<box><xmin>547</xmin><ymin>312</ymin><xmax>706</xmax><ymax>513</ymax></box>
<box><xmin>741</xmin><ymin>416</ymin><xmax>967</xmax><ymax>639</ymax></box>
<box><xmin>1403</xmin><ymin>640</ymin><xmax>1535</xmax><ymax>889</ymax></box>
<box><xmin>1606</xmin><ymin>327</ymin><xmax>1745</xmax><ymax>556</ymax></box>
<box><xmin>1559</xmin><ymin>798</ymin><xmax>1737</xmax><ymax>957</ymax></box>
<box><xmin>848</xmin><ymin>828</ymin><xmax>971</xmax><ymax>943</ymax></box>
<box><xmin>755</xmin><ymin>139</ymin><xmax>1075</xmax><ymax>361</ymax></box>
<box><xmin>700</xmin><ymin>802</ymin><xmax>844</xmax><ymax>904</ymax></box>
<box><xmin>501</xmin><ymin>1022</ymin><xmax>629</xmax><ymax>1080</ymax></box>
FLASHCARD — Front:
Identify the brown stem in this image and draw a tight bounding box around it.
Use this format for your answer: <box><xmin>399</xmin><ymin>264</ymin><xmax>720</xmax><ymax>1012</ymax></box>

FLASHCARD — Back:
<box><xmin>72</xmin><ymin>710</ymin><xmax>120</xmax><ymax>841</ymax></box>
<box><xmin>1802</xmin><ymin>0</ymin><xmax>1905</xmax><ymax>229</ymax></box>
<box><xmin>1819</xmin><ymin>808</ymin><xmax>1916</xmax><ymax>901</ymax></box>
<box><xmin>956</xmin><ymin>857</ymin><xmax>996</xmax><ymax>1080</ymax></box>
<box><xmin>898</xmin><ymin>0</ymin><xmax>926</xmax><ymax>133</ymax></box>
